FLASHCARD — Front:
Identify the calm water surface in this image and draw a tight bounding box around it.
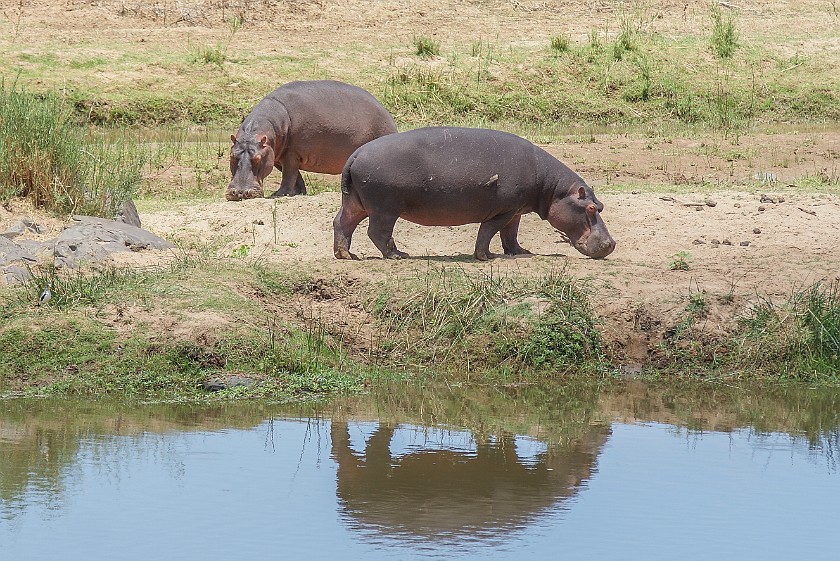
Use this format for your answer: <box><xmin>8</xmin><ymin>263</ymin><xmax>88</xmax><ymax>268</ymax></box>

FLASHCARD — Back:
<box><xmin>1</xmin><ymin>383</ymin><xmax>838</xmax><ymax>560</ymax></box>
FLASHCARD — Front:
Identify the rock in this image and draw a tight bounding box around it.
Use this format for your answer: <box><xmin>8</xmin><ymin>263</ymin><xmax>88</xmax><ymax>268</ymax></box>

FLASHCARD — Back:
<box><xmin>692</xmin><ymin>239</ymin><xmax>706</xmax><ymax>245</ymax></box>
<box><xmin>722</xmin><ymin>239</ymin><xmax>732</xmax><ymax>246</ymax></box>
<box><xmin>758</xmin><ymin>206</ymin><xmax>766</xmax><ymax>212</ymax></box>
<box><xmin>734</xmin><ymin>203</ymin><xmax>741</xmax><ymax>208</ymax></box>
<box><xmin>705</xmin><ymin>199</ymin><xmax>717</xmax><ymax>207</ymax></box>
<box><xmin>0</xmin><ymin>236</ymin><xmax>37</xmax><ymax>266</ymax></box>
<box><xmin>740</xmin><ymin>241</ymin><xmax>750</xmax><ymax>247</ymax></box>
<box><xmin>710</xmin><ymin>239</ymin><xmax>721</xmax><ymax>246</ymax></box>
<box><xmin>753</xmin><ymin>228</ymin><xmax>761</xmax><ymax>234</ymax></box>
<box><xmin>760</xmin><ymin>194</ymin><xmax>777</xmax><ymax>204</ymax></box>
<box><xmin>55</xmin><ymin>216</ymin><xmax>175</xmax><ymax>267</ymax></box>
<box><xmin>2</xmin><ymin>217</ymin><xmax>43</xmax><ymax>239</ymax></box>
<box><xmin>2</xmin><ymin>265</ymin><xmax>31</xmax><ymax>285</ymax></box>
<box><xmin>201</xmin><ymin>375</ymin><xmax>255</xmax><ymax>392</ymax></box>
<box><xmin>114</xmin><ymin>200</ymin><xmax>141</xmax><ymax>229</ymax></box>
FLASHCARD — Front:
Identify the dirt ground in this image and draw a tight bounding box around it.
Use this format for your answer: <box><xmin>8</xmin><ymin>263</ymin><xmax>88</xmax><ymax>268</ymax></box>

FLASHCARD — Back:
<box><xmin>3</xmin><ymin>0</ymin><xmax>839</xmax><ymax>366</ymax></box>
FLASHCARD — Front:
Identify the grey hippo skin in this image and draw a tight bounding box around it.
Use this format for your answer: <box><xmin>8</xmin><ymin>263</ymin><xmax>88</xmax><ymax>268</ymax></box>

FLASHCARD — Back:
<box><xmin>333</xmin><ymin>127</ymin><xmax>616</xmax><ymax>261</ymax></box>
<box><xmin>227</xmin><ymin>80</ymin><xmax>397</xmax><ymax>200</ymax></box>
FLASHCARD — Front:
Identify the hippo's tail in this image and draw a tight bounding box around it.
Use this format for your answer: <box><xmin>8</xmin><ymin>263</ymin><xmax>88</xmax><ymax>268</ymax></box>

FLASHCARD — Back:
<box><xmin>340</xmin><ymin>153</ymin><xmax>357</xmax><ymax>196</ymax></box>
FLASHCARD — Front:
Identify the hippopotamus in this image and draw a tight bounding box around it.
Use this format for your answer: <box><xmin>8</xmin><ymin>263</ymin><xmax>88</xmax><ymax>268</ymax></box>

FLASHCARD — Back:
<box><xmin>227</xmin><ymin>80</ymin><xmax>397</xmax><ymax>200</ymax></box>
<box><xmin>333</xmin><ymin>127</ymin><xmax>616</xmax><ymax>261</ymax></box>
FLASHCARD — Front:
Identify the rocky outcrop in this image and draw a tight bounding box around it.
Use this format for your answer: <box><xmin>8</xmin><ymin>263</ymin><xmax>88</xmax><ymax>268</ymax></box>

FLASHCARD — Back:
<box><xmin>1</xmin><ymin>211</ymin><xmax>175</xmax><ymax>285</ymax></box>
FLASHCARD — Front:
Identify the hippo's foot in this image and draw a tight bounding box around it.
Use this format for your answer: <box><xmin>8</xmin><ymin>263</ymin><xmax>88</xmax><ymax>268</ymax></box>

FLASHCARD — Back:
<box><xmin>335</xmin><ymin>248</ymin><xmax>359</xmax><ymax>260</ymax></box>
<box><xmin>474</xmin><ymin>250</ymin><xmax>501</xmax><ymax>261</ymax></box>
<box><xmin>268</xmin><ymin>187</ymin><xmax>306</xmax><ymax>197</ymax></box>
<box><xmin>384</xmin><ymin>250</ymin><xmax>409</xmax><ymax>260</ymax></box>
<box><xmin>504</xmin><ymin>247</ymin><xmax>533</xmax><ymax>257</ymax></box>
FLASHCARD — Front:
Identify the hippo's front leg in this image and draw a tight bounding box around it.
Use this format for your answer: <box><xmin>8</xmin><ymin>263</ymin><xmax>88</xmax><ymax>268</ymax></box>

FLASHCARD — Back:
<box><xmin>499</xmin><ymin>215</ymin><xmax>533</xmax><ymax>256</ymax></box>
<box><xmin>269</xmin><ymin>160</ymin><xmax>307</xmax><ymax>197</ymax></box>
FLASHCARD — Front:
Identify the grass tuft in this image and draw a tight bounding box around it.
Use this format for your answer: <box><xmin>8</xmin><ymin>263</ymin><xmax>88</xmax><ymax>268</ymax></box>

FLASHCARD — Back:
<box><xmin>413</xmin><ymin>35</ymin><xmax>441</xmax><ymax>58</ymax></box>
<box><xmin>0</xmin><ymin>81</ymin><xmax>146</xmax><ymax>216</ymax></box>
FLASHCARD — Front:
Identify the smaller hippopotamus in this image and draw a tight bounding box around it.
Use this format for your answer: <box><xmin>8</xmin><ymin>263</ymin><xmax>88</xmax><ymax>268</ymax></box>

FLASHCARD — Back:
<box><xmin>333</xmin><ymin>127</ymin><xmax>615</xmax><ymax>261</ymax></box>
<box><xmin>227</xmin><ymin>80</ymin><xmax>397</xmax><ymax>200</ymax></box>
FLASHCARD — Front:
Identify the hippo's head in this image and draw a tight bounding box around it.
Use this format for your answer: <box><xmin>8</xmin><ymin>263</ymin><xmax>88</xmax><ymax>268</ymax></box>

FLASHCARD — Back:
<box><xmin>226</xmin><ymin>125</ymin><xmax>275</xmax><ymax>201</ymax></box>
<box><xmin>547</xmin><ymin>183</ymin><xmax>616</xmax><ymax>259</ymax></box>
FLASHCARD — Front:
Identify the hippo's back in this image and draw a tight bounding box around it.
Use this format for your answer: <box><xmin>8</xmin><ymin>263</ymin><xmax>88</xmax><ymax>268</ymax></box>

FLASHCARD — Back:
<box><xmin>269</xmin><ymin>80</ymin><xmax>397</xmax><ymax>139</ymax></box>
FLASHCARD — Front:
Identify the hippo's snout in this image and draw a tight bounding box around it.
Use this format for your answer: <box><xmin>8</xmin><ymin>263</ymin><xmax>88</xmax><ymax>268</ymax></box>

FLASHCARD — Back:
<box><xmin>576</xmin><ymin>236</ymin><xmax>616</xmax><ymax>259</ymax></box>
<box><xmin>225</xmin><ymin>181</ymin><xmax>264</xmax><ymax>201</ymax></box>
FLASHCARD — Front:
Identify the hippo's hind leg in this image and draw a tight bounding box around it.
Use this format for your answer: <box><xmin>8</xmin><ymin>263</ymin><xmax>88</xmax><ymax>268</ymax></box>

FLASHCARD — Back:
<box><xmin>333</xmin><ymin>196</ymin><xmax>368</xmax><ymax>260</ymax></box>
<box><xmin>368</xmin><ymin>213</ymin><xmax>408</xmax><ymax>259</ymax></box>
<box><xmin>474</xmin><ymin>212</ymin><xmax>519</xmax><ymax>261</ymax></box>
<box><xmin>499</xmin><ymin>215</ymin><xmax>532</xmax><ymax>256</ymax></box>
<box><xmin>269</xmin><ymin>161</ymin><xmax>307</xmax><ymax>197</ymax></box>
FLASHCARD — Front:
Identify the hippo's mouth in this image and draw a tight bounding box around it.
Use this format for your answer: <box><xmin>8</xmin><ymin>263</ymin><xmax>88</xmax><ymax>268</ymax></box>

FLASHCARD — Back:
<box><xmin>555</xmin><ymin>228</ymin><xmax>616</xmax><ymax>259</ymax></box>
<box><xmin>225</xmin><ymin>187</ymin><xmax>264</xmax><ymax>201</ymax></box>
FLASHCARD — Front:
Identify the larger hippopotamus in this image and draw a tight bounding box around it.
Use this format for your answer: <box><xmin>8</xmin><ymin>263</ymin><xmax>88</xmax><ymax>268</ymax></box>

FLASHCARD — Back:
<box><xmin>227</xmin><ymin>80</ymin><xmax>397</xmax><ymax>200</ymax></box>
<box><xmin>333</xmin><ymin>127</ymin><xmax>616</xmax><ymax>261</ymax></box>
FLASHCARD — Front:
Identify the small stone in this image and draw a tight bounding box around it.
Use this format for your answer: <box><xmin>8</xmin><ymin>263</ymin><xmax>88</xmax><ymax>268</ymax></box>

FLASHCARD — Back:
<box><xmin>758</xmin><ymin>206</ymin><xmax>766</xmax><ymax>212</ymax></box>
<box><xmin>705</xmin><ymin>199</ymin><xmax>717</xmax><ymax>207</ymax></box>
<box><xmin>722</xmin><ymin>239</ymin><xmax>732</xmax><ymax>246</ymax></box>
<box><xmin>695</xmin><ymin>206</ymin><xmax>704</xmax><ymax>211</ymax></box>
<box><xmin>253</xmin><ymin>219</ymin><xmax>265</xmax><ymax>225</ymax></box>
<box><xmin>740</xmin><ymin>241</ymin><xmax>750</xmax><ymax>247</ymax></box>
<box><xmin>734</xmin><ymin>203</ymin><xmax>741</xmax><ymax>208</ymax></box>
<box><xmin>778</xmin><ymin>196</ymin><xmax>785</xmax><ymax>203</ymax></box>
<box><xmin>692</xmin><ymin>239</ymin><xmax>706</xmax><ymax>245</ymax></box>
<box><xmin>753</xmin><ymin>228</ymin><xmax>761</xmax><ymax>234</ymax></box>
<box><xmin>711</xmin><ymin>239</ymin><xmax>721</xmax><ymax>245</ymax></box>
<box><xmin>631</xmin><ymin>190</ymin><xmax>641</xmax><ymax>194</ymax></box>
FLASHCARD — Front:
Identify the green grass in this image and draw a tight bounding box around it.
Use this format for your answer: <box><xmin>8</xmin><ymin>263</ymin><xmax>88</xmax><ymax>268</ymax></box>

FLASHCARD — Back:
<box><xmin>0</xmin><ymin>81</ymin><xmax>146</xmax><ymax>216</ymax></box>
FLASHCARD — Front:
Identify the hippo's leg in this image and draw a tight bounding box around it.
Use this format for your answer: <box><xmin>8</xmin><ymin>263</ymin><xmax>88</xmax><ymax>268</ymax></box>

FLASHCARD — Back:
<box><xmin>269</xmin><ymin>161</ymin><xmax>307</xmax><ymax>197</ymax></box>
<box><xmin>367</xmin><ymin>214</ymin><xmax>408</xmax><ymax>259</ymax></box>
<box><xmin>474</xmin><ymin>212</ymin><xmax>518</xmax><ymax>261</ymax></box>
<box><xmin>499</xmin><ymin>215</ymin><xmax>532</xmax><ymax>256</ymax></box>
<box><xmin>333</xmin><ymin>197</ymin><xmax>368</xmax><ymax>260</ymax></box>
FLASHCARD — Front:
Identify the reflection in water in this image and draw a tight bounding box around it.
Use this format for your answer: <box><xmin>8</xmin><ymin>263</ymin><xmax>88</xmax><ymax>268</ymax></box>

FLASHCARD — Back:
<box><xmin>1</xmin><ymin>384</ymin><xmax>839</xmax><ymax>560</ymax></box>
<box><xmin>331</xmin><ymin>422</ymin><xmax>610</xmax><ymax>542</ymax></box>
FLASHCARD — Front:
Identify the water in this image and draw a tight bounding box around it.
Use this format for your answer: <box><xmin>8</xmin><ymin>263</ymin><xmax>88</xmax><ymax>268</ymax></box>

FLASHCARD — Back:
<box><xmin>1</xmin><ymin>384</ymin><xmax>838</xmax><ymax>560</ymax></box>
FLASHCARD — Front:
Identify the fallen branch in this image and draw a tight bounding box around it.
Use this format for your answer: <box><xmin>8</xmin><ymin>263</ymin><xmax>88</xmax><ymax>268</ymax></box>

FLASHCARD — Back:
<box><xmin>798</xmin><ymin>207</ymin><xmax>817</xmax><ymax>216</ymax></box>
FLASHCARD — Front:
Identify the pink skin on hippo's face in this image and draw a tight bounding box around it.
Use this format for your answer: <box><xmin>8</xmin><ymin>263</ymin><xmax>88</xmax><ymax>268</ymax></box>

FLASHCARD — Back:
<box><xmin>547</xmin><ymin>184</ymin><xmax>616</xmax><ymax>259</ymax></box>
<box><xmin>226</xmin><ymin>133</ymin><xmax>275</xmax><ymax>201</ymax></box>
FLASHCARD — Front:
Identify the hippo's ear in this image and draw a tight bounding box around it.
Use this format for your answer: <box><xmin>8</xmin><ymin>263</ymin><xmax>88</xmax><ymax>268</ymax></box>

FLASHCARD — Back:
<box><xmin>230</xmin><ymin>134</ymin><xmax>237</xmax><ymax>144</ymax></box>
<box><xmin>257</xmin><ymin>134</ymin><xmax>269</xmax><ymax>148</ymax></box>
<box><xmin>577</xmin><ymin>186</ymin><xmax>587</xmax><ymax>199</ymax></box>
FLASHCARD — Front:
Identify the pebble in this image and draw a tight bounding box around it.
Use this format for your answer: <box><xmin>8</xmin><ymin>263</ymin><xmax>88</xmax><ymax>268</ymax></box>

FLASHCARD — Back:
<box><xmin>753</xmin><ymin>227</ymin><xmax>761</xmax><ymax>234</ymax></box>
<box><xmin>722</xmin><ymin>239</ymin><xmax>732</xmax><ymax>246</ymax></box>
<box><xmin>758</xmin><ymin>206</ymin><xmax>766</xmax><ymax>212</ymax></box>
<box><xmin>692</xmin><ymin>239</ymin><xmax>706</xmax><ymax>245</ymax></box>
<box><xmin>740</xmin><ymin>241</ymin><xmax>750</xmax><ymax>247</ymax></box>
<box><xmin>705</xmin><ymin>199</ymin><xmax>717</xmax><ymax>207</ymax></box>
<box><xmin>711</xmin><ymin>239</ymin><xmax>721</xmax><ymax>245</ymax></box>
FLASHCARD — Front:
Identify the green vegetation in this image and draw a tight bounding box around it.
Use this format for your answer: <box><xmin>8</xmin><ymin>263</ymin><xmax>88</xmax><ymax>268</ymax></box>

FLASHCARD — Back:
<box><xmin>0</xmin><ymin>81</ymin><xmax>146</xmax><ymax>215</ymax></box>
<box><xmin>4</xmin><ymin>254</ymin><xmax>840</xmax><ymax>400</ymax></box>
<box><xmin>2</xmin><ymin>4</ymin><xmax>836</xmax><ymax>130</ymax></box>
<box><xmin>709</xmin><ymin>4</ymin><xmax>739</xmax><ymax>60</ymax></box>
<box><xmin>669</xmin><ymin>251</ymin><xmax>692</xmax><ymax>271</ymax></box>
<box><xmin>413</xmin><ymin>35</ymin><xmax>440</xmax><ymax>58</ymax></box>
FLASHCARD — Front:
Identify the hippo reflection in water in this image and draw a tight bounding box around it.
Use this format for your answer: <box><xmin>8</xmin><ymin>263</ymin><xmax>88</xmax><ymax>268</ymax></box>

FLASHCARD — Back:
<box><xmin>330</xmin><ymin>421</ymin><xmax>611</xmax><ymax>540</ymax></box>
